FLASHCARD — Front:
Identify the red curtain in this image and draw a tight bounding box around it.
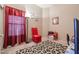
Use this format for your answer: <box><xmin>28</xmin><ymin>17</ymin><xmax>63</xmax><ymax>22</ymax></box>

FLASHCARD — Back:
<box><xmin>3</xmin><ymin>6</ymin><xmax>26</xmax><ymax>48</ymax></box>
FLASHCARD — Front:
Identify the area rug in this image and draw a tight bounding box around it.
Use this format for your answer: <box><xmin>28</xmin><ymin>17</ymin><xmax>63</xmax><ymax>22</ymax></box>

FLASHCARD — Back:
<box><xmin>16</xmin><ymin>40</ymin><xmax>67</xmax><ymax>54</ymax></box>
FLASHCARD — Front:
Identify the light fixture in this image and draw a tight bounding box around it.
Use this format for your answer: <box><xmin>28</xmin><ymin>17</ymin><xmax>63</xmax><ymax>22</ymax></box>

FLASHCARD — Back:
<box><xmin>25</xmin><ymin>9</ymin><xmax>31</xmax><ymax>18</ymax></box>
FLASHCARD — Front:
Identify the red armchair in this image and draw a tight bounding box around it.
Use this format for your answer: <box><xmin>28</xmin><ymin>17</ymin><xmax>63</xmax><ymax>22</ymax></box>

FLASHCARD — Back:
<box><xmin>32</xmin><ymin>28</ymin><xmax>41</xmax><ymax>43</ymax></box>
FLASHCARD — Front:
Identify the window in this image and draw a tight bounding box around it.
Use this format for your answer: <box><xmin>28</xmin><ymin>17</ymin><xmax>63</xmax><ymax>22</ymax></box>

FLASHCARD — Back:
<box><xmin>8</xmin><ymin>15</ymin><xmax>24</xmax><ymax>36</ymax></box>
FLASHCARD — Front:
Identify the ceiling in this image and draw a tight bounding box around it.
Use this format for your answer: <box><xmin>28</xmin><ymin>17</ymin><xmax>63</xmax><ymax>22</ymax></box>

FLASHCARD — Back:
<box><xmin>36</xmin><ymin>4</ymin><xmax>53</xmax><ymax>8</ymax></box>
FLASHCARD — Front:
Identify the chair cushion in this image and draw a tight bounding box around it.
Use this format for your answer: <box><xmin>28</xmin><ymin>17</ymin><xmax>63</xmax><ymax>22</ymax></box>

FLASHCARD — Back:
<box><xmin>33</xmin><ymin>35</ymin><xmax>41</xmax><ymax>37</ymax></box>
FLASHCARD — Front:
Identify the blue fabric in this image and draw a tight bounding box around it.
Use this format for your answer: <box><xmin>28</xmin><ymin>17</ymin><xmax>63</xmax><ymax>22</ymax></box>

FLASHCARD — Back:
<box><xmin>65</xmin><ymin>49</ymin><xmax>75</xmax><ymax>54</ymax></box>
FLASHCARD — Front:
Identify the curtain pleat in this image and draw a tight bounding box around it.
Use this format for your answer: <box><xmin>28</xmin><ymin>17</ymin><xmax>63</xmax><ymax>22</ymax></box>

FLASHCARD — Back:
<box><xmin>3</xmin><ymin>6</ymin><xmax>9</xmax><ymax>48</ymax></box>
<box><xmin>3</xmin><ymin>6</ymin><xmax>26</xmax><ymax>48</ymax></box>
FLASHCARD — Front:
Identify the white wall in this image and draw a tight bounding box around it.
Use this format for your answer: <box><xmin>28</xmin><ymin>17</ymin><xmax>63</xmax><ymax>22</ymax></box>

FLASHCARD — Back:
<box><xmin>0</xmin><ymin>5</ymin><xmax>42</xmax><ymax>52</ymax></box>
<box><xmin>25</xmin><ymin>4</ymin><xmax>42</xmax><ymax>42</ymax></box>
<box><xmin>0</xmin><ymin>6</ymin><xmax>4</xmax><ymax>53</ymax></box>
<box><xmin>26</xmin><ymin>4</ymin><xmax>42</xmax><ymax>18</ymax></box>
<box><xmin>0</xmin><ymin>4</ymin><xmax>42</xmax><ymax>45</ymax></box>
<box><xmin>49</xmin><ymin>5</ymin><xmax>79</xmax><ymax>41</ymax></box>
<box><xmin>1</xmin><ymin>4</ymin><xmax>79</xmax><ymax>50</ymax></box>
<box><xmin>42</xmin><ymin>8</ymin><xmax>49</xmax><ymax>37</ymax></box>
<box><xmin>0</xmin><ymin>6</ymin><xmax>3</xmax><ymax>34</ymax></box>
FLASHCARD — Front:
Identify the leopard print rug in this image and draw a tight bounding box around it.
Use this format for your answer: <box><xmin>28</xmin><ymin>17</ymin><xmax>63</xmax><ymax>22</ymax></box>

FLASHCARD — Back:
<box><xmin>16</xmin><ymin>40</ymin><xmax>67</xmax><ymax>54</ymax></box>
